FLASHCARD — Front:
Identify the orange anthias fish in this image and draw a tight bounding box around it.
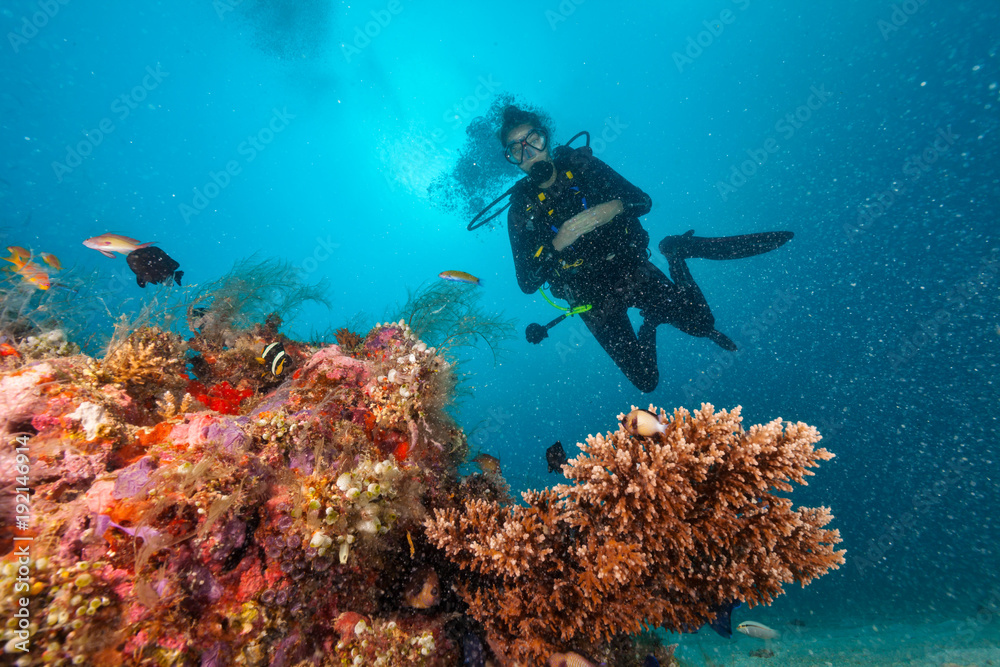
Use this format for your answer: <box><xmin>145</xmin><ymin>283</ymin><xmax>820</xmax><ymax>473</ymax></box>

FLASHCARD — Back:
<box><xmin>0</xmin><ymin>343</ymin><xmax>20</xmax><ymax>357</ymax></box>
<box><xmin>82</xmin><ymin>233</ymin><xmax>154</xmax><ymax>258</ymax></box>
<box><xmin>403</xmin><ymin>567</ymin><xmax>440</xmax><ymax>609</ymax></box>
<box><xmin>438</xmin><ymin>270</ymin><xmax>481</xmax><ymax>286</ymax></box>
<box><xmin>40</xmin><ymin>253</ymin><xmax>62</xmax><ymax>270</ymax></box>
<box><xmin>14</xmin><ymin>261</ymin><xmax>51</xmax><ymax>290</ymax></box>
<box><xmin>6</xmin><ymin>246</ymin><xmax>31</xmax><ymax>263</ymax></box>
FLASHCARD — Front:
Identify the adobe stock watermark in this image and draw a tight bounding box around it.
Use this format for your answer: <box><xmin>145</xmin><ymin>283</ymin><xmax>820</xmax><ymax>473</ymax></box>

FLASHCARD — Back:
<box><xmin>212</xmin><ymin>0</ymin><xmax>244</xmax><ymax>20</ymax></box>
<box><xmin>680</xmin><ymin>288</ymin><xmax>799</xmax><ymax>404</ymax></box>
<box><xmin>589</xmin><ymin>116</ymin><xmax>627</xmax><ymax>156</ymax></box>
<box><xmin>843</xmin><ymin>126</ymin><xmax>958</xmax><ymax>243</ymax></box>
<box><xmin>853</xmin><ymin>456</ymin><xmax>972</xmax><ymax>577</ymax></box>
<box><xmin>878</xmin><ymin>0</ymin><xmax>931</xmax><ymax>41</ymax></box>
<box><xmin>295</xmin><ymin>236</ymin><xmax>341</xmax><ymax>276</ymax></box>
<box><xmin>51</xmin><ymin>65</ymin><xmax>169</xmax><ymax>183</ymax></box>
<box><xmin>341</xmin><ymin>0</ymin><xmax>403</xmax><ymax>63</ymax></box>
<box><xmin>952</xmin><ymin>587</ymin><xmax>1000</xmax><ymax>648</ymax></box>
<box><xmin>178</xmin><ymin>107</ymin><xmax>295</xmax><ymax>224</ymax></box>
<box><xmin>383</xmin><ymin>75</ymin><xmax>501</xmax><ymax>192</ymax></box>
<box><xmin>715</xmin><ymin>84</ymin><xmax>832</xmax><ymax>202</ymax></box>
<box><xmin>885</xmin><ymin>248</ymin><xmax>998</xmax><ymax>372</ymax></box>
<box><xmin>545</xmin><ymin>0</ymin><xmax>585</xmax><ymax>31</ymax></box>
<box><xmin>7</xmin><ymin>0</ymin><xmax>71</xmax><ymax>54</ymax></box>
<box><xmin>468</xmin><ymin>406</ymin><xmax>514</xmax><ymax>450</ymax></box>
<box><xmin>672</xmin><ymin>0</ymin><xmax>751</xmax><ymax>73</ymax></box>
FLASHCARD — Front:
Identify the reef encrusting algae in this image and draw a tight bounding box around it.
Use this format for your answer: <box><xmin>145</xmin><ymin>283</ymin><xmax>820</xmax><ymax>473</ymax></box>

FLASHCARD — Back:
<box><xmin>0</xmin><ymin>319</ymin><xmax>469</xmax><ymax>666</ymax></box>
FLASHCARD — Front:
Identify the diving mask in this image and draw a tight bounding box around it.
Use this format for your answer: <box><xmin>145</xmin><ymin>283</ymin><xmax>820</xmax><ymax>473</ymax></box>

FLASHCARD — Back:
<box><xmin>505</xmin><ymin>128</ymin><xmax>548</xmax><ymax>164</ymax></box>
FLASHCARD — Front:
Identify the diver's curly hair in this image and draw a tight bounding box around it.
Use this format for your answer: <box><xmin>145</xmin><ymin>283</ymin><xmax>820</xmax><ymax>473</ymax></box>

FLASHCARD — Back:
<box><xmin>498</xmin><ymin>105</ymin><xmax>553</xmax><ymax>146</ymax></box>
<box><xmin>427</xmin><ymin>95</ymin><xmax>555</xmax><ymax>221</ymax></box>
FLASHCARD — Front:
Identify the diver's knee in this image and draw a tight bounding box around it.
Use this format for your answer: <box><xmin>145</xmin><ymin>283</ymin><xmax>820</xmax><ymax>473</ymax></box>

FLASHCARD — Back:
<box><xmin>635</xmin><ymin>370</ymin><xmax>658</xmax><ymax>393</ymax></box>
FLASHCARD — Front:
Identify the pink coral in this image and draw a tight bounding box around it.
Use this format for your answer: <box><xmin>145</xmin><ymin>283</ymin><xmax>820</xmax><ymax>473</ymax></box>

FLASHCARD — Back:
<box><xmin>0</xmin><ymin>362</ymin><xmax>57</xmax><ymax>435</ymax></box>
<box><xmin>300</xmin><ymin>344</ymin><xmax>369</xmax><ymax>385</ymax></box>
<box><xmin>168</xmin><ymin>411</ymin><xmax>219</xmax><ymax>447</ymax></box>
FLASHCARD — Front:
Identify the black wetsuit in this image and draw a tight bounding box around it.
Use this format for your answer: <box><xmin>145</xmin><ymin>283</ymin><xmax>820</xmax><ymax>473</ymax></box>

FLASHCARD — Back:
<box><xmin>507</xmin><ymin>146</ymin><xmax>718</xmax><ymax>393</ymax></box>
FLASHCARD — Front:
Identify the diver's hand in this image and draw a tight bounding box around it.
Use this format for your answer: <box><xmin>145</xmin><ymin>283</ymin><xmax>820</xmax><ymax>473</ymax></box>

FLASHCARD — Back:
<box><xmin>553</xmin><ymin>200</ymin><xmax>624</xmax><ymax>251</ymax></box>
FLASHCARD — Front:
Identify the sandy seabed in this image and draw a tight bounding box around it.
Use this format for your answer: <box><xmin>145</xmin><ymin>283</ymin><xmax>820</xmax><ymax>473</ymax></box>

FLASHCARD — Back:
<box><xmin>669</xmin><ymin>618</ymin><xmax>1000</xmax><ymax>666</ymax></box>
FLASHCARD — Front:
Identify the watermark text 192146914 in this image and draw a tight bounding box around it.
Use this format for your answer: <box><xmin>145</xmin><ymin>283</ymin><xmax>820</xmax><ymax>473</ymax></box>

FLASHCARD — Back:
<box><xmin>8</xmin><ymin>434</ymin><xmax>34</xmax><ymax>653</ymax></box>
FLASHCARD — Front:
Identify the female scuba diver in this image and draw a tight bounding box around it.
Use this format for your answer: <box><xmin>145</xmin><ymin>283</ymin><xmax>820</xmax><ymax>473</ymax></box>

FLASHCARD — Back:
<box><xmin>498</xmin><ymin>105</ymin><xmax>793</xmax><ymax>393</ymax></box>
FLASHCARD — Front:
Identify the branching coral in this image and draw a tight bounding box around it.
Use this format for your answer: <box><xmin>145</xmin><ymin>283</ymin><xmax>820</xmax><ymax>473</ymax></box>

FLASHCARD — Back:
<box><xmin>334</xmin><ymin>327</ymin><xmax>364</xmax><ymax>357</ymax></box>
<box><xmin>95</xmin><ymin>323</ymin><xmax>188</xmax><ymax>416</ymax></box>
<box><xmin>424</xmin><ymin>404</ymin><xmax>845</xmax><ymax>663</ymax></box>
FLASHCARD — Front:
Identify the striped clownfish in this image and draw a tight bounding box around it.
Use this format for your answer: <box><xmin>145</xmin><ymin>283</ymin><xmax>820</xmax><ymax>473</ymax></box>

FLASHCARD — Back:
<box><xmin>257</xmin><ymin>341</ymin><xmax>289</xmax><ymax>378</ymax></box>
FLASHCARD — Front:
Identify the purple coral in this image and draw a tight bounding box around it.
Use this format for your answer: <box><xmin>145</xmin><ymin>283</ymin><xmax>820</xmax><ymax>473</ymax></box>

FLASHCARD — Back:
<box><xmin>113</xmin><ymin>456</ymin><xmax>157</xmax><ymax>498</ymax></box>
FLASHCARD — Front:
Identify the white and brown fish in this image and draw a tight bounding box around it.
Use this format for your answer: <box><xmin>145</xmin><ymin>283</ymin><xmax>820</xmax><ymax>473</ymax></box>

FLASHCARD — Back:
<box><xmin>737</xmin><ymin>621</ymin><xmax>781</xmax><ymax>640</ymax></box>
<box><xmin>621</xmin><ymin>408</ymin><xmax>667</xmax><ymax>437</ymax></box>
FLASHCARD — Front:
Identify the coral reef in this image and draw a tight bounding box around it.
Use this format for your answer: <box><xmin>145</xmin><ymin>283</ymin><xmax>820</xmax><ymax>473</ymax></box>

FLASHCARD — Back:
<box><xmin>0</xmin><ymin>298</ymin><xmax>843</xmax><ymax>667</ymax></box>
<box><xmin>19</xmin><ymin>330</ymin><xmax>80</xmax><ymax>360</ymax></box>
<box><xmin>0</xmin><ymin>321</ymin><xmax>465</xmax><ymax>666</ymax></box>
<box><xmin>424</xmin><ymin>404</ymin><xmax>845</xmax><ymax>664</ymax></box>
<box><xmin>97</xmin><ymin>324</ymin><xmax>187</xmax><ymax>392</ymax></box>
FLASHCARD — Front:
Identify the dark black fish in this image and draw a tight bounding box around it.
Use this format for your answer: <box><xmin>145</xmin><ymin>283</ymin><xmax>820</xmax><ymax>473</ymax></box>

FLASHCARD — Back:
<box><xmin>643</xmin><ymin>656</ymin><xmax>660</xmax><ymax>667</ymax></box>
<box><xmin>461</xmin><ymin>633</ymin><xmax>486</xmax><ymax>667</ymax></box>
<box><xmin>679</xmin><ymin>599</ymin><xmax>742</xmax><ymax>638</ymax></box>
<box><xmin>257</xmin><ymin>341</ymin><xmax>289</xmax><ymax>377</ymax></box>
<box><xmin>126</xmin><ymin>246</ymin><xmax>183</xmax><ymax>288</ymax></box>
<box><xmin>708</xmin><ymin>599</ymin><xmax>742</xmax><ymax>638</ymax></box>
<box><xmin>546</xmin><ymin>440</ymin><xmax>568</xmax><ymax>473</ymax></box>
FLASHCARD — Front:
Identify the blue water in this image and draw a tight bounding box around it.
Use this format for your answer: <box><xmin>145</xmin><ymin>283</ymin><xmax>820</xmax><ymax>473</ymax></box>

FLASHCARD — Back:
<box><xmin>2</xmin><ymin>0</ymin><xmax>998</xmax><ymax>643</ymax></box>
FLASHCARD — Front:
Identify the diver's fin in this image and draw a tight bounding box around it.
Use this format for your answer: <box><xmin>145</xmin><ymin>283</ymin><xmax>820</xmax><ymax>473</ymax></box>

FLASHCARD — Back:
<box><xmin>659</xmin><ymin>230</ymin><xmax>794</xmax><ymax>261</ymax></box>
<box><xmin>707</xmin><ymin>329</ymin><xmax>738</xmax><ymax>351</ymax></box>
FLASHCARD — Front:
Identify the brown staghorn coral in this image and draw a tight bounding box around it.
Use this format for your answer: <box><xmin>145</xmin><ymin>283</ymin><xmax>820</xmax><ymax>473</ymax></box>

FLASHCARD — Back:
<box><xmin>334</xmin><ymin>327</ymin><xmax>364</xmax><ymax>356</ymax></box>
<box><xmin>424</xmin><ymin>404</ymin><xmax>845</xmax><ymax>664</ymax></box>
<box><xmin>98</xmin><ymin>322</ymin><xmax>187</xmax><ymax>390</ymax></box>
